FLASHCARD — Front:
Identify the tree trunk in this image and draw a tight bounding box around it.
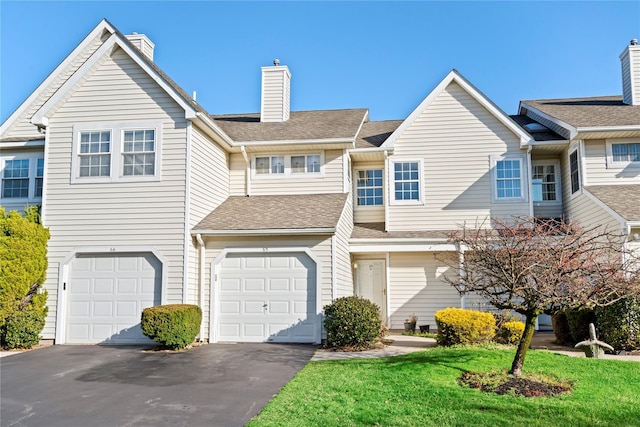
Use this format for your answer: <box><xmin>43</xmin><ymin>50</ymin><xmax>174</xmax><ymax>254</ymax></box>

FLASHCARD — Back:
<box><xmin>509</xmin><ymin>312</ymin><xmax>538</xmax><ymax>377</ymax></box>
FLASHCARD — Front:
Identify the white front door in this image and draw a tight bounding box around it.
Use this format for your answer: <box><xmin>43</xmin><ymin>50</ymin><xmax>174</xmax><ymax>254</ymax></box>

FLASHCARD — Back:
<box><xmin>356</xmin><ymin>260</ymin><xmax>387</xmax><ymax>323</ymax></box>
<box><xmin>217</xmin><ymin>253</ymin><xmax>318</xmax><ymax>343</ymax></box>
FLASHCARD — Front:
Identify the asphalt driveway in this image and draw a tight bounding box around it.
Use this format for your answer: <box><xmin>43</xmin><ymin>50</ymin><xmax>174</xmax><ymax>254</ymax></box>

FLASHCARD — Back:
<box><xmin>1</xmin><ymin>343</ymin><xmax>316</xmax><ymax>427</ymax></box>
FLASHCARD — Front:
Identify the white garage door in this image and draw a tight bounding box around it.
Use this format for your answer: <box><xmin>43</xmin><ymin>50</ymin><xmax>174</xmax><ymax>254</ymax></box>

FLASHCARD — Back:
<box><xmin>217</xmin><ymin>253</ymin><xmax>317</xmax><ymax>343</ymax></box>
<box><xmin>66</xmin><ymin>253</ymin><xmax>162</xmax><ymax>344</ymax></box>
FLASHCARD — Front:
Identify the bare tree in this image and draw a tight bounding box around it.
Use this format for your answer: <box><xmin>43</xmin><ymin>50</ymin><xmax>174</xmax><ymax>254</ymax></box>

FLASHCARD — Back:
<box><xmin>442</xmin><ymin>217</ymin><xmax>640</xmax><ymax>376</ymax></box>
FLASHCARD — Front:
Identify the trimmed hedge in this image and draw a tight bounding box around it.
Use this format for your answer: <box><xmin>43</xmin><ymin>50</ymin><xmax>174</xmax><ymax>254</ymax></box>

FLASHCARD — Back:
<box><xmin>141</xmin><ymin>304</ymin><xmax>202</xmax><ymax>350</ymax></box>
<box><xmin>435</xmin><ymin>307</ymin><xmax>496</xmax><ymax>346</ymax></box>
<box><xmin>595</xmin><ymin>298</ymin><xmax>640</xmax><ymax>351</ymax></box>
<box><xmin>495</xmin><ymin>320</ymin><xmax>525</xmax><ymax>345</ymax></box>
<box><xmin>2</xmin><ymin>309</ymin><xmax>46</xmax><ymax>349</ymax></box>
<box><xmin>323</xmin><ymin>296</ymin><xmax>382</xmax><ymax>349</ymax></box>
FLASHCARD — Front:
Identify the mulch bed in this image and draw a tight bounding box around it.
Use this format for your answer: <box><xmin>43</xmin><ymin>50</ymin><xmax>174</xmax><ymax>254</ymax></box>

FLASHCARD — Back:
<box><xmin>459</xmin><ymin>371</ymin><xmax>573</xmax><ymax>397</ymax></box>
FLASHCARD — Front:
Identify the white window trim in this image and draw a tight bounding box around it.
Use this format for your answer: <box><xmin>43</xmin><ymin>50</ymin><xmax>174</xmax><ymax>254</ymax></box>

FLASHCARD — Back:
<box><xmin>353</xmin><ymin>167</ymin><xmax>384</xmax><ymax>209</ymax></box>
<box><xmin>251</xmin><ymin>152</ymin><xmax>324</xmax><ymax>179</ymax></box>
<box><xmin>0</xmin><ymin>153</ymin><xmax>44</xmax><ymax>202</ymax></box>
<box><xmin>389</xmin><ymin>158</ymin><xmax>424</xmax><ymax>206</ymax></box>
<box><xmin>568</xmin><ymin>142</ymin><xmax>583</xmax><ymax>196</ymax></box>
<box><xmin>490</xmin><ymin>154</ymin><xmax>528</xmax><ymax>203</ymax></box>
<box><xmin>71</xmin><ymin>121</ymin><xmax>162</xmax><ymax>184</ymax></box>
<box><xmin>605</xmin><ymin>138</ymin><xmax>640</xmax><ymax>169</ymax></box>
<box><xmin>531</xmin><ymin>160</ymin><xmax>562</xmax><ymax>206</ymax></box>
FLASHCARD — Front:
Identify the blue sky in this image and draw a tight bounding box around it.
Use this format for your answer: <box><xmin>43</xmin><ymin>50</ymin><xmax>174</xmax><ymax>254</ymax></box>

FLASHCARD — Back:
<box><xmin>1</xmin><ymin>1</ymin><xmax>639</xmax><ymax>122</ymax></box>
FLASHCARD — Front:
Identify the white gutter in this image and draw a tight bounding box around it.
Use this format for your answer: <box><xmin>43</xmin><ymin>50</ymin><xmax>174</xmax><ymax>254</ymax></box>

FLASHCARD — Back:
<box><xmin>195</xmin><ymin>233</ymin><xmax>205</xmax><ymax>342</ymax></box>
<box><xmin>241</xmin><ymin>145</ymin><xmax>251</xmax><ymax>196</ymax></box>
<box><xmin>578</xmin><ymin>125</ymin><xmax>640</xmax><ymax>133</ymax></box>
<box><xmin>384</xmin><ymin>150</ymin><xmax>389</xmax><ymax>232</ymax></box>
<box><xmin>235</xmin><ymin>137</ymin><xmax>354</xmax><ymax>146</ymax></box>
<box><xmin>194</xmin><ymin>112</ymin><xmax>235</xmax><ymax>148</ymax></box>
<box><xmin>331</xmin><ymin>235</ymin><xmax>337</xmax><ymax>300</ymax></box>
<box><xmin>526</xmin><ymin>146</ymin><xmax>534</xmax><ymax>217</ymax></box>
<box><xmin>192</xmin><ymin>228</ymin><xmax>336</xmax><ymax>236</ymax></box>
<box><xmin>0</xmin><ymin>140</ymin><xmax>45</xmax><ymax>148</ymax></box>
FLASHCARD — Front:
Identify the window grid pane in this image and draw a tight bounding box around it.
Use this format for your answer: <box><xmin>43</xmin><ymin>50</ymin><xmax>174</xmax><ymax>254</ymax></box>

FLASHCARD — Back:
<box><xmin>306</xmin><ymin>155</ymin><xmax>320</xmax><ymax>173</ymax></box>
<box><xmin>570</xmin><ymin>151</ymin><xmax>580</xmax><ymax>193</ymax></box>
<box><xmin>356</xmin><ymin>169</ymin><xmax>383</xmax><ymax>206</ymax></box>
<box><xmin>122</xmin><ymin>129</ymin><xmax>155</xmax><ymax>176</ymax></box>
<box><xmin>271</xmin><ymin>156</ymin><xmax>284</xmax><ymax>174</ymax></box>
<box><xmin>532</xmin><ymin>164</ymin><xmax>556</xmax><ymax>202</ymax></box>
<box><xmin>496</xmin><ymin>160</ymin><xmax>522</xmax><ymax>199</ymax></box>
<box><xmin>35</xmin><ymin>158</ymin><xmax>45</xmax><ymax>198</ymax></box>
<box><xmin>79</xmin><ymin>131</ymin><xmax>111</xmax><ymax>177</ymax></box>
<box><xmin>2</xmin><ymin>159</ymin><xmax>30</xmax><ymax>198</ymax></box>
<box><xmin>393</xmin><ymin>162</ymin><xmax>420</xmax><ymax>201</ymax></box>
<box><xmin>291</xmin><ymin>156</ymin><xmax>305</xmax><ymax>173</ymax></box>
<box><xmin>613</xmin><ymin>143</ymin><xmax>640</xmax><ymax>162</ymax></box>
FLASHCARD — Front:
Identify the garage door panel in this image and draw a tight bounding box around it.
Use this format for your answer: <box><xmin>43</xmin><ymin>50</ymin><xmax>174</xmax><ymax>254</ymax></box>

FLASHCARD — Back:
<box><xmin>218</xmin><ymin>253</ymin><xmax>317</xmax><ymax>343</ymax></box>
<box><xmin>66</xmin><ymin>253</ymin><xmax>161</xmax><ymax>344</ymax></box>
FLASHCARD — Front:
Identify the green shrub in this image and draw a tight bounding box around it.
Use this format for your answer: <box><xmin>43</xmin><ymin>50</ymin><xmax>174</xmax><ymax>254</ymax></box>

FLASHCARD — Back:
<box><xmin>566</xmin><ymin>308</ymin><xmax>597</xmax><ymax>342</ymax></box>
<box><xmin>2</xmin><ymin>309</ymin><xmax>46</xmax><ymax>349</ymax></box>
<box><xmin>141</xmin><ymin>304</ymin><xmax>202</xmax><ymax>350</ymax></box>
<box><xmin>494</xmin><ymin>320</ymin><xmax>525</xmax><ymax>345</ymax></box>
<box><xmin>595</xmin><ymin>298</ymin><xmax>640</xmax><ymax>351</ymax></box>
<box><xmin>323</xmin><ymin>296</ymin><xmax>382</xmax><ymax>349</ymax></box>
<box><xmin>552</xmin><ymin>312</ymin><xmax>573</xmax><ymax>345</ymax></box>
<box><xmin>435</xmin><ymin>307</ymin><xmax>496</xmax><ymax>346</ymax></box>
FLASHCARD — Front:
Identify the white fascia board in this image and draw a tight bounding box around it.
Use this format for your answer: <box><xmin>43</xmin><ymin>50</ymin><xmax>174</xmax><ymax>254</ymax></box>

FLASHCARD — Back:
<box><xmin>0</xmin><ymin>19</ymin><xmax>116</xmax><ymax>135</ymax></box>
<box><xmin>382</xmin><ymin>69</ymin><xmax>533</xmax><ymax>149</ymax></box>
<box><xmin>238</xmin><ymin>138</ymin><xmax>355</xmax><ymax>147</ymax></box>
<box><xmin>530</xmin><ymin>140</ymin><xmax>570</xmax><ymax>147</ymax></box>
<box><xmin>193</xmin><ymin>113</ymin><xmax>235</xmax><ymax>150</ymax></box>
<box><xmin>0</xmin><ymin>140</ymin><xmax>45</xmax><ymax>148</ymax></box>
<box><xmin>350</xmin><ymin>146</ymin><xmax>394</xmax><ymax>153</ymax></box>
<box><xmin>350</xmin><ymin>237</ymin><xmax>450</xmax><ymax>244</ymax></box>
<box><xmin>581</xmin><ymin>188</ymin><xmax>627</xmax><ymax>231</ymax></box>
<box><xmin>352</xmin><ymin>109</ymin><xmax>369</xmax><ymax>142</ymax></box>
<box><xmin>350</xmin><ymin>243</ymin><xmax>458</xmax><ymax>252</ymax></box>
<box><xmin>192</xmin><ymin>228</ymin><xmax>336</xmax><ymax>236</ymax></box>
<box><xmin>519</xmin><ymin>102</ymin><xmax>578</xmax><ymax>140</ymax></box>
<box><xmin>32</xmin><ymin>33</ymin><xmax>198</xmax><ymax>126</ymax></box>
<box><xmin>577</xmin><ymin>125</ymin><xmax>640</xmax><ymax>133</ymax></box>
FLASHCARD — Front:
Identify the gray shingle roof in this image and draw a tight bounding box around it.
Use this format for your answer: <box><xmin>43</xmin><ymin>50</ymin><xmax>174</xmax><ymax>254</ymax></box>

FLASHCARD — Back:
<box><xmin>210</xmin><ymin>109</ymin><xmax>368</xmax><ymax>143</ymax></box>
<box><xmin>521</xmin><ymin>96</ymin><xmax>640</xmax><ymax>128</ymax></box>
<box><xmin>585</xmin><ymin>185</ymin><xmax>640</xmax><ymax>222</ymax></box>
<box><xmin>509</xmin><ymin>115</ymin><xmax>566</xmax><ymax>142</ymax></box>
<box><xmin>193</xmin><ymin>193</ymin><xmax>348</xmax><ymax>232</ymax></box>
<box><xmin>355</xmin><ymin>120</ymin><xmax>403</xmax><ymax>149</ymax></box>
<box><xmin>351</xmin><ymin>223</ymin><xmax>454</xmax><ymax>239</ymax></box>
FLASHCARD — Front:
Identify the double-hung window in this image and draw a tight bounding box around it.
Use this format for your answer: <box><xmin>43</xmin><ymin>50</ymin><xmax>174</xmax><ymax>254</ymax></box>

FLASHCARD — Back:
<box><xmin>253</xmin><ymin>153</ymin><xmax>323</xmax><ymax>177</ymax></box>
<box><xmin>491</xmin><ymin>155</ymin><xmax>527</xmax><ymax>202</ymax></box>
<box><xmin>569</xmin><ymin>148</ymin><xmax>580</xmax><ymax>194</ymax></box>
<box><xmin>1</xmin><ymin>156</ymin><xmax>44</xmax><ymax>200</ymax></box>
<box><xmin>72</xmin><ymin>122</ymin><xmax>161</xmax><ymax>183</ymax></box>
<box><xmin>531</xmin><ymin>161</ymin><xmax>560</xmax><ymax>204</ymax></box>
<box><xmin>391</xmin><ymin>160</ymin><xmax>422</xmax><ymax>204</ymax></box>
<box><xmin>356</xmin><ymin>169</ymin><xmax>383</xmax><ymax>206</ymax></box>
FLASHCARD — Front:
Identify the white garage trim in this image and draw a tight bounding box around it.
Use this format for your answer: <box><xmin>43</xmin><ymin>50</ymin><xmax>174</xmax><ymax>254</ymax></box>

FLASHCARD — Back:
<box><xmin>55</xmin><ymin>247</ymin><xmax>167</xmax><ymax>344</ymax></box>
<box><xmin>210</xmin><ymin>247</ymin><xmax>322</xmax><ymax>344</ymax></box>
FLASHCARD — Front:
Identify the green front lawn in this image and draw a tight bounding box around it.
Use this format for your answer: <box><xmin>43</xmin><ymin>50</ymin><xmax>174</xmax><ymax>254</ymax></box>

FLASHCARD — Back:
<box><xmin>249</xmin><ymin>346</ymin><xmax>640</xmax><ymax>427</ymax></box>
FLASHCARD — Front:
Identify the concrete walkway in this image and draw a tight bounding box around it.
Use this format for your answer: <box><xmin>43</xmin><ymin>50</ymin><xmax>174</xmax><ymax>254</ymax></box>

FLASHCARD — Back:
<box><xmin>312</xmin><ymin>332</ymin><xmax>640</xmax><ymax>362</ymax></box>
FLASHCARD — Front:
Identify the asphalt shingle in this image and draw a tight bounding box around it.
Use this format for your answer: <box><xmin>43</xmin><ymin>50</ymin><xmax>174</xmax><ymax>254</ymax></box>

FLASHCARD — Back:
<box><xmin>585</xmin><ymin>185</ymin><xmax>640</xmax><ymax>222</ymax></box>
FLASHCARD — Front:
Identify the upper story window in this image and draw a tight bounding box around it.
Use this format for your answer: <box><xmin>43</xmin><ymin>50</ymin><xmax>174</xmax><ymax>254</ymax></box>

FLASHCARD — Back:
<box><xmin>1</xmin><ymin>156</ymin><xmax>44</xmax><ymax>200</ymax></box>
<box><xmin>531</xmin><ymin>161</ymin><xmax>561</xmax><ymax>205</ymax></box>
<box><xmin>252</xmin><ymin>153</ymin><xmax>323</xmax><ymax>178</ymax></box>
<box><xmin>491</xmin><ymin>155</ymin><xmax>527</xmax><ymax>202</ymax></box>
<box><xmin>391</xmin><ymin>160</ymin><xmax>422</xmax><ymax>204</ymax></box>
<box><xmin>71</xmin><ymin>122</ymin><xmax>161</xmax><ymax>184</ymax></box>
<box><xmin>606</xmin><ymin>140</ymin><xmax>640</xmax><ymax>168</ymax></box>
<box><xmin>356</xmin><ymin>169</ymin><xmax>383</xmax><ymax>206</ymax></box>
<box><xmin>569</xmin><ymin>148</ymin><xmax>580</xmax><ymax>194</ymax></box>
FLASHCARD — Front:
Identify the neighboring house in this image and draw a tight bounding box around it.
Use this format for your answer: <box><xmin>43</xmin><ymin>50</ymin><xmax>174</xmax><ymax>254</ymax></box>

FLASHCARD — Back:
<box><xmin>1</xmin><ymin>19</ymin><xmax>638</xmax><ymax>344</ymax></box>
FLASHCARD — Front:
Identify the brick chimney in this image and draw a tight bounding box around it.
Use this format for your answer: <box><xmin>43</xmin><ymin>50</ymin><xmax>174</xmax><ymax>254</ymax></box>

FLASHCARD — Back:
<box><xmin>261</xmin><ymin>59</ymin><xmax>291</xmax><ymax>122</ymax></box>
<box><xmin>126</xmin><ymin>32</ymin><xmax>155</xmax><ymax>61</ymax></box>
<box><xmin>620</xmin><ymin>38</ymin><xmax>640</xmax><ymax>105</ymax></box>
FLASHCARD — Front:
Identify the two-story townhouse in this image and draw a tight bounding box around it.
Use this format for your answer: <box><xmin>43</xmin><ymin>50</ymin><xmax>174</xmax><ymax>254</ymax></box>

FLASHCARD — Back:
<box><xmin>2</xmin><ymin>19</ymin><xmax>637</xmax><ymax>345</ymax></box>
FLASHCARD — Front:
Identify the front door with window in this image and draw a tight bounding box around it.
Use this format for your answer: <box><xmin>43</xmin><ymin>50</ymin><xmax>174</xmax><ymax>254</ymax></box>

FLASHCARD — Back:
<box><xmin>356</xmin><ymin>260</ymin><xmax>387</xmax><ymax>324</ymax></box>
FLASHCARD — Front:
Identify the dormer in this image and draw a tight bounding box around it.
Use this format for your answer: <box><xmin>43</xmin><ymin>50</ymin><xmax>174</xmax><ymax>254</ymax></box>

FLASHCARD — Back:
<box><xmin>261</xmin><ymin>60</ymin><xmax>291</xmax><ymax>122</ymax></box>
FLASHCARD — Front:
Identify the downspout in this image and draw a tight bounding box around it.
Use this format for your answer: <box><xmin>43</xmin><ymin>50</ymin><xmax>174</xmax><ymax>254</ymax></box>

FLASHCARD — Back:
<box><xmin>195</xmin><ymin>233</ymin><xmax>206</xmax><ymax>342</ymax></box>
<box><xmin>384</xmin><ymin>150</ymin><xmax>389</xmax><ymax>232</ymax></box>
<box><xmin>331</xmin><ymin>235</ymin><xmax>337</xmax><ymax>300</ymax></box>
<box><xmin>458</xmin><ymin>244</ymin><xmax>466</xmax><ymax>309</ymax></box>
<box><xmin>241</xmin><ymin>145</ymin><xmax>251</xmax><ymax>196</ymax></box>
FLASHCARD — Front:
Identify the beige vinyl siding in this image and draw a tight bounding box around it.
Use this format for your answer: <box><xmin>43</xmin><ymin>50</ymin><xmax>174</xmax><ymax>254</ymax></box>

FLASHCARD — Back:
<box><xmin>334</xmin><ymin>196</ymin><xmax>354</xmax><ymax>298</ymax></box>
<box><xmin>200</xmin><ymin>235</ymin><xmax>333</xmax><ymax>340</ymax></box>
<box><xmin>584</xmin><ymin>139</ymin><xmax>640</xmax><ymax>184</ymax></box>
<box><xmin>353</xmin><ymin>161</ymin><xmax>385</xmax><ymax>223</ymax></box>
<box><xmin>388</xmin><ymin>82</ymin><xmax>530</xmax><ymax>231</ymax></box>
<box><xmin>39</xmin><ymin>48</ymin><xmax>189</xmax><ymax>338</ymax></box>
<box><xmin>185</xmin><ymin>126</ymin><xmax>230</xmax><ymax>305</ymax></box>
<box><xmin>622</xmin><ymin>52</ymin><xmax>633</xmax><ymax>105</ymax></box>
<box><xmin>388</xmin><ymin>252</ymin><xmax>460</xmax><ymax>329</ymax></box>
<box><xmin>621</xmin><ymin>47</ymin><xmax>640</xmax><ymax>105</ymax></box>
<box><xmin>1</xmin><ymin>32</ymin><xmax>106</xmax><ymax>139</ymax></box>
<box><xmin>261</xmin><ymin>68</ymin><xmax>290</xmax><ymax>122</ymax></box>
<box><xmin>533</xmin><ymin>205</ymin><xmax>563</xmax><ymax>219</ymax></box>
<box><xmin>565</xmin><ymin>192</ymin><xmax>623</xmax><ymax>235</ymax></box>
<box><xmin>229</xmin><ymin>149</ymin><xmax>345</xmax><ymax>196</ymax></box>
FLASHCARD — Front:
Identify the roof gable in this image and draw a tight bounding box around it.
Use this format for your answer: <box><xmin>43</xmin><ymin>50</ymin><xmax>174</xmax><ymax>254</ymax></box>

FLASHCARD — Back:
<box><xmin>381</xmin><ymin>69</ymin><xmax>532</xmax><ymax>149</ymax></box>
